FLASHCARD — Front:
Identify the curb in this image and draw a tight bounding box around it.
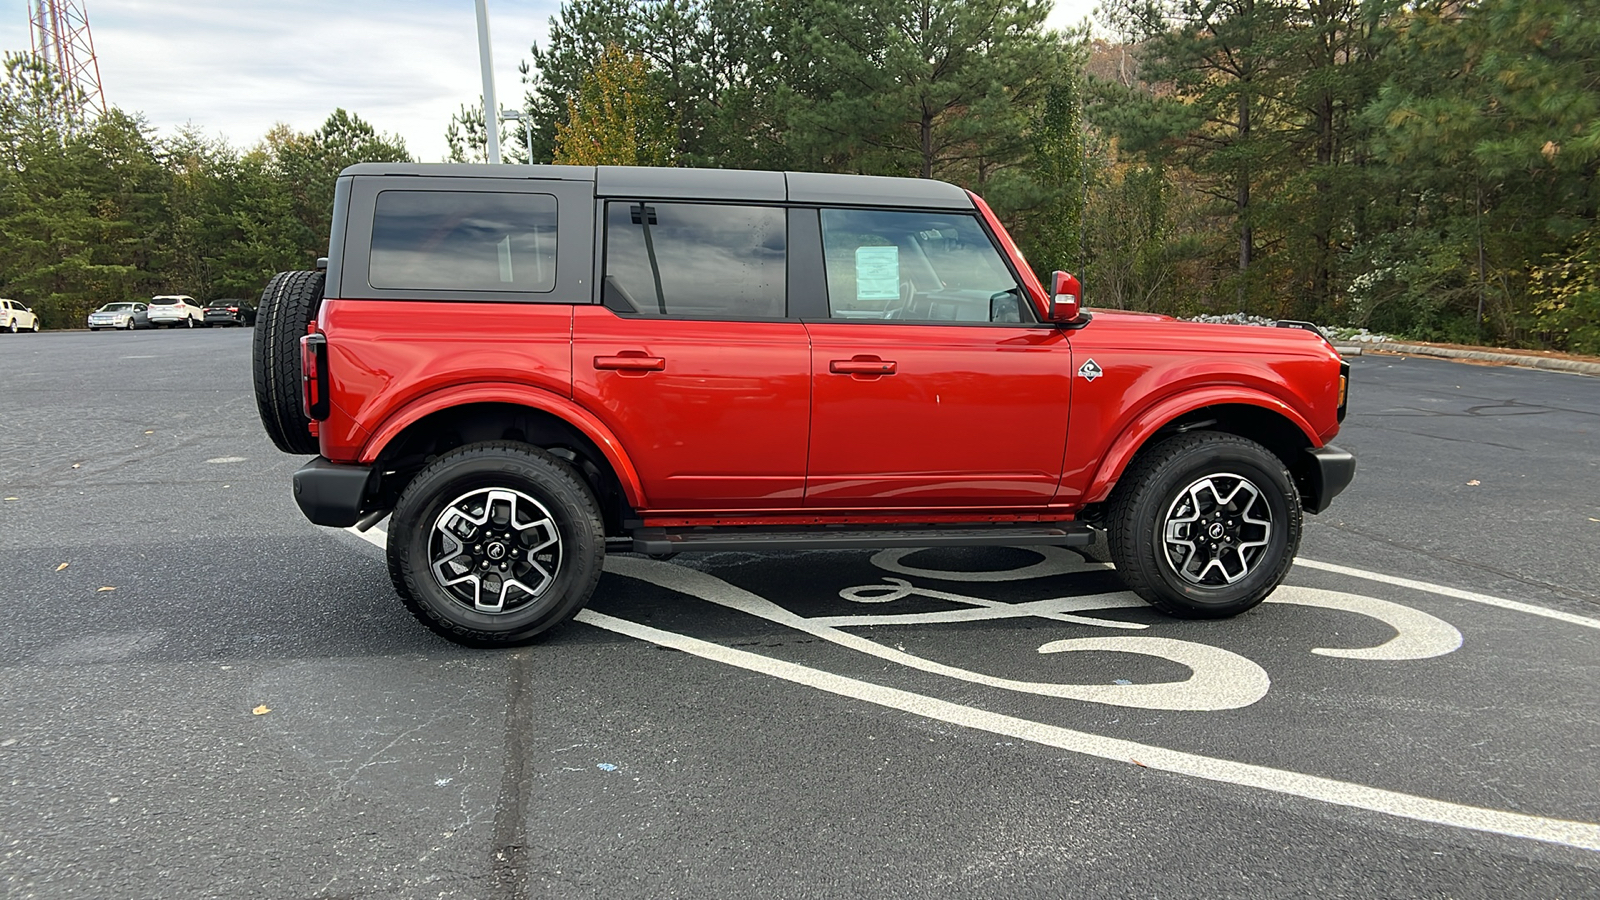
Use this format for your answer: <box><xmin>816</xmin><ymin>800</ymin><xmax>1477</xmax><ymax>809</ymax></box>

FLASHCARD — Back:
<box><xmin>1364</xmin><ymin>343</ymin><xmax>1600</xmax><ymax>377</ymax></box>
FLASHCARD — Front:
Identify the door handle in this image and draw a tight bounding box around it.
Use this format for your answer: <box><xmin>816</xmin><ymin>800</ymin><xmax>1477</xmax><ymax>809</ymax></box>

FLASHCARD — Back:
<box><xmin>829</xmin><ymin>358</ymin><xmax>897</xmax><ymax>375</ymax></box>
<box><xmin>594</xmin><ymin>354</ymin><xmax>666</xmax><ymax>371</ymax></box>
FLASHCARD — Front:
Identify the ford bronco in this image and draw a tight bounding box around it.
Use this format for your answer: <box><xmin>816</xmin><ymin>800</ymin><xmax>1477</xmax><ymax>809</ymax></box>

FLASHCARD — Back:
<box><xmin>253</xmin><ymin>163</ymin><xmax>1353</xmax><ymax>646</ymax></box>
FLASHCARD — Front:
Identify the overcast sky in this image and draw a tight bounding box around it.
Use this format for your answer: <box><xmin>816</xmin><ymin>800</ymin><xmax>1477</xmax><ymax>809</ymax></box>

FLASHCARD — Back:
<box><xmin>1</xmin><ymin>0</ymin><xmax>1102</xmax><ymax>162</ymax></box>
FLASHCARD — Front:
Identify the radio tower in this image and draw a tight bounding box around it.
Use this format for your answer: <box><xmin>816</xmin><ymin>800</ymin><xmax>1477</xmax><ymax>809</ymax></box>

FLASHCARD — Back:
<box><xmin>28</xmin><ymin>0</ymin><xmax>107</xmax><ymax>124</ymax></box>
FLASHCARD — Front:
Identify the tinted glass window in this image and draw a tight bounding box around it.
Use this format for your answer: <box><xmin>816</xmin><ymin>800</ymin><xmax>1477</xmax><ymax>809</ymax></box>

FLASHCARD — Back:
<box><xmin>370</xmin><ymin>191</ymin><xmax>557</xmax><ymax>292</ymax></box>
<box><xmin>820</xmin><ymin>209</ymin><xmax>1024</xmax><ymax>323</ymax></box>
<box><xmin>603</xmin><ymin>202</ymin><xmax>785</xmax><ymax>319</ymax></box>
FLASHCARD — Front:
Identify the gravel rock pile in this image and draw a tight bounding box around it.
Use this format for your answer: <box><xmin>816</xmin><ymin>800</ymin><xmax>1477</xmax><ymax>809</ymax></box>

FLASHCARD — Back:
<box><xmin>1180</xmin><ymin>313</ymin><xmax>1390</xmax><ymax>344</ymax></box>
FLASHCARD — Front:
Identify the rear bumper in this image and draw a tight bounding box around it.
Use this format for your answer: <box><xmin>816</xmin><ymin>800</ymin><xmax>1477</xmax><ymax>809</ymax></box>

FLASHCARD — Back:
<box><xmin>1301</xmin><ymin>444</ymin><xmax>1356</xmax><ymax>514</ymax></box>
<box><xmin>292</xmin><ymin>457</ymin><xmax>373</xmax><ymax>527</ymax></box>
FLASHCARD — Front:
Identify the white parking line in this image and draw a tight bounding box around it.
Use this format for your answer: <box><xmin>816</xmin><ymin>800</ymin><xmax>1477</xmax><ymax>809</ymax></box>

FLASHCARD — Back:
<box><xmin>345</xmin><ymin>523</ymin><xmax>1600</xmax><ymax>850</ymax></box>
<box><xmin>1297</xmin><ymin>558</ymin><xmax>1600</xmax><ymax>630</ymax></box>
<box><xmin>577</xmin><ymin>606</ymin><xmax>1600</xmax><ymax>852</ymax></box>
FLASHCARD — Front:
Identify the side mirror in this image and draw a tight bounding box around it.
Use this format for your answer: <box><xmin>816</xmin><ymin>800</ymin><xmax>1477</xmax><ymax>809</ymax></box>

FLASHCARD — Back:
<box><xmin>1049</xmin><ymin>271</ymin><xmax>1082</xmax><ymax>322</ymax></box>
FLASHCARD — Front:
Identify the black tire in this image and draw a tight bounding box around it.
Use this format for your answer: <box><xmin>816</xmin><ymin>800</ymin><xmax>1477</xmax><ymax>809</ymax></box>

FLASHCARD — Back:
<box><xmin>252</xmin><ymin>270</ymin><xmax>325</xmax><ymax>455</ymax></box>
<box><xmin>31</xmin><ymin>320</ymin><xmax>40</xmax><ymax>332</ymax></box>
<box><xmin>1106</xmin><ymin>432</ymin><xmax>1302</xmax><ymax>618</ymax></box>
<box><xmin>387</xmin><ymin>442</ymin><xmax>605</xmax><ymax>647</ymax></box>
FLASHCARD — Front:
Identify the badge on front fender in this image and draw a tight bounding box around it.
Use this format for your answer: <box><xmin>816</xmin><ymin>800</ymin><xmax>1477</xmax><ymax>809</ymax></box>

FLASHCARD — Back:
<box><xmin>1078</xmin><ymin>359</ymin><xmax>1103</xmax><ymax>382</ymax></box>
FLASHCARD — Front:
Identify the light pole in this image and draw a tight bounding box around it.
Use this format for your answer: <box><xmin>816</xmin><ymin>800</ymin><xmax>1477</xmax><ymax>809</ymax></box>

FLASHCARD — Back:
<box><xmin>474</xmin><ymin>0</ymin><xmax>501</xmax><ymax>164</ymax></box>
<box><xmin>500</xmin><ymin>107</ymin><xmax>534</xmax><ymax>163</ymax></box>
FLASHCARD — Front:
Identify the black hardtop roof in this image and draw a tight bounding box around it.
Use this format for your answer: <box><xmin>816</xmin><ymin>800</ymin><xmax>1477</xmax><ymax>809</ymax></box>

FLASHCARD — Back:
<box><xmin>337</xmin><ymin>163</ymin><xmax>974</xmax><ymax>210</ymax></box>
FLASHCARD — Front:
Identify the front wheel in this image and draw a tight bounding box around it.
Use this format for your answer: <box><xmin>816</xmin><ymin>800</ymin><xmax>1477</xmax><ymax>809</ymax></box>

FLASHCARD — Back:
<box><xmin>1106</xmin><ymin>432</ymin><xmax>1302</xmax><ymax>618</ymax></box>
<box><xmin>387</xmin><ymin>442</ymin><xmax>605</xmax><ymax>647</ymax></box>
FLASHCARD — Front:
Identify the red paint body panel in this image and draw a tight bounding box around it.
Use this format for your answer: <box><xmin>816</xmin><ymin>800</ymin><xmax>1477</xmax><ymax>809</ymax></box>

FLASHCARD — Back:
<box><xmin>571</xmin><ymin>306</ymin><xmax>811</xmax><ymax>510</ymax></box>
<box><xmin>315</xmin><ymin>298</ymin><xmax>575</xmax><ymax>460</ymax></box>
<box><xmin>1054</xmin><ymin>311</ymin><xmax>1343</xmax><ymax>504</ymax></box>
<box><xmin>308</xmin><ymin>193</ymin><xmax>1345</xmax><ymax>527</ymax></box>
<box><xmin>804</xmin><ymin>322</ymin><xmax>1072</xmax><ymax>507</ymax></box>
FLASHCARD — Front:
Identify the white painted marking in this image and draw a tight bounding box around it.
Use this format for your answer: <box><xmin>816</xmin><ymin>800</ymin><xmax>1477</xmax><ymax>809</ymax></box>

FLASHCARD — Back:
<box><xmin>351</xmin><ymin>525</ymin><xmax>387</xmax><ymax>549</ymax></box>
<box><xmin>205</xmin><ymin>456</ymin><xmax>247</xmax><ymax>464</ymax></box>
<box><xmin>120</xmin><ymin>355</ymin><xmax>158</xmax><ymax>359</ymax></box>
<box><xmin>832</xmin><ymin>577</ymin><xmax>1146</xmax><ymax>629</ymax></box>
<box><xmin>1267</xmin><ymin>586</ymin><xmax>1464</xmax><ymax>660</ymax></box>
<box><xmin>871</xmin><ymin>546</ymin><xmax>1110</xmax><ymax>582</ymax></box>
<box><xmin>606</xmin><ymin>556</ymin><xmax>1269</xmax><ymax>711</ymax></box>
<box><xmin>1296</xmin><ymin>558</ymin><xmax>1600</xmax><ymax>631</ymax></box>
<box><xmin>811</xmin><ymin>591</ymin><xmax>1147</xmax><ymax>629</ymax></box>
<box><xmin>575</xmin><ymin>607</ymin><xmax>1600</xmax><ymax>853</ymax></box>
<box><xmin>341</xmin><ymin>524</ymin><xmax>1600</xmax><ymax>849</ymax></box>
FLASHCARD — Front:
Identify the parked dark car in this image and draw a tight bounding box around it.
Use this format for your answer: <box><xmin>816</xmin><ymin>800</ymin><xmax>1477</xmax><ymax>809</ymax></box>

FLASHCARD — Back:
<box><xmin>202</xmin><ymin>299</ymin><xmax>255</xmax><ymax>327</ymax></box>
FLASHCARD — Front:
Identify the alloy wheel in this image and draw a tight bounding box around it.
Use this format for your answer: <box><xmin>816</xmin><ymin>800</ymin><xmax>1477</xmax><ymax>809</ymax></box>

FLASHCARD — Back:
<box><xmin>1160</xmin><ymin>473</ymin><xmax>1273</xmax><ymax>587</ymax></box>
<box><xmin>427</xmin><ymin>487</ymin><xmax>562</xmax><ymax>614</ymax></box>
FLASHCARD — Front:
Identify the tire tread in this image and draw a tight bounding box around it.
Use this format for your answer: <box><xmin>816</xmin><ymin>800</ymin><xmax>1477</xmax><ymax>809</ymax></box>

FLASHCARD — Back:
<box><xmin>252</xmin><ymin>270</ymin><xmax>324</xmax><ymax>455</ymax></box>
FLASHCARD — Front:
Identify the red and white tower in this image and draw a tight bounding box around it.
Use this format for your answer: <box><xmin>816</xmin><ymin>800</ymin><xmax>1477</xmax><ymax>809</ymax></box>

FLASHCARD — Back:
<box><xmin>28</xmin><ymin>0</ymin><xmax>107</xmax><ymax>123</ymax></box>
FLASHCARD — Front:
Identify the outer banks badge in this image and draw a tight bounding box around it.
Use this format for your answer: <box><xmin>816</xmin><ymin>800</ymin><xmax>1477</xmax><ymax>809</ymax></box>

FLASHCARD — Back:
<box><xmin>1077</xmin><ymin>358</ymin><xmax>1103</xmax><ymax>382</ymax></box>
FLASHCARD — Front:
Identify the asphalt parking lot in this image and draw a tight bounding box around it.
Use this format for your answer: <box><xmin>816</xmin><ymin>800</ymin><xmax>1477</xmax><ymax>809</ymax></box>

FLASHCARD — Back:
<box><xmin>2</xmin><ymin>328</ymin><xmax>1597</xmax><ymax>899</ymax></box>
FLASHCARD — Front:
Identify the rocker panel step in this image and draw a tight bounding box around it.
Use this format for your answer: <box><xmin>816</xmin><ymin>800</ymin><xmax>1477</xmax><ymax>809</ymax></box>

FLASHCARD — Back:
<box><xmin>631</xmin><ymin>524</ymin><xmax>1094</xmax><ymax>555</ymax></box>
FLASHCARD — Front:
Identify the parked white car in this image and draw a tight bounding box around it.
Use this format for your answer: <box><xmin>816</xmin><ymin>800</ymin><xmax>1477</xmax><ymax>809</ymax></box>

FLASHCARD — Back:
<box><xmin>146</xmin><ymin>295</ymin><xmax>204</xmax><ymax>328</ymax></box>
<box><xmin>2</xmin><ymin>299</ymin><xmax>41</xmax><ymax>333</ymax></box>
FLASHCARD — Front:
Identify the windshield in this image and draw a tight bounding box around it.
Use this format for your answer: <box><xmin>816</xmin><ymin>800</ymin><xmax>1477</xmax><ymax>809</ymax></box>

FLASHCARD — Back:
<box><xmin>98</xmin><ymin>303</ymin><xmax>134</xmax><ymax>312</ymax></box>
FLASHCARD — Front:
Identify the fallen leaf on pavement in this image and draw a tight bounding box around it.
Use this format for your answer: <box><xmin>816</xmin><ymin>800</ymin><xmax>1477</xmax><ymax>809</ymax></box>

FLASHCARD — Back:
<box><xmin>144</xmin><ymin>430</ymin><xmax>153</xmax><ymax>434</ymax></box>
<box><xmin>252</xmin><ymin>705</ymin><xmax>271</xmax><ymax>716</ymax></box>
<box><xmin>1590</xmin><ymin>518</ymin><xmax>1600</xmax><ymax>523</ymax></box>
<box><xmin>96</xmin><ymin>586</ymin><xmax>115</xmax><ymax>592</ymax></box>
<box><xmin>4</xmin><ymin>497</ymin><xmax>17</xmax><ymax>502</ymax></box>
<box><xmin>70</xmin><ymin>463</ymin><xmax>80</xmax><ymax>469</ymax></box>
<box><xmin>1466</xmin><ymin>479</ymin><xmax>1480</xmax><ymax>486</ymax></box>
<box><xmin>55</xmin><ymin>563</ymin><xmax>68</xmax><ymax>572</ymax></box>
<box><xmin>1130</xmin><ymin>759</ymin><xmax>1147</xmax><ymax>768</ymax></box>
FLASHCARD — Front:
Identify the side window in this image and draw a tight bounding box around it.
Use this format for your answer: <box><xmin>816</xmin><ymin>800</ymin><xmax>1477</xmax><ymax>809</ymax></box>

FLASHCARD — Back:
<box><xmin>603</xmin><ymin>202</ymin><xmax>785</xmax><ymax>319</ymax></box>
<box><xmin>370</xmin><ymin>190</ymin><xmax>557</xmax><ymax>293</ymax></box>
<box><xmin>819</xmin><ymin>209</ymin><xmax>1026</xmax><ymax>323</ymax></box>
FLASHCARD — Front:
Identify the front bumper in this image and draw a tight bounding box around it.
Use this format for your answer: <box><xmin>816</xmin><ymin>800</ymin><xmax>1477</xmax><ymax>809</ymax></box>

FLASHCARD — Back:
<box><xmin>1301</xmin><ymin>444</ymin><xmax>1356</xmax><ymax>514</ymax></box>
<box><xmin>293</xmin><ymin>457</ymin><xmax>373</xmax><ymax>527</ymax></box>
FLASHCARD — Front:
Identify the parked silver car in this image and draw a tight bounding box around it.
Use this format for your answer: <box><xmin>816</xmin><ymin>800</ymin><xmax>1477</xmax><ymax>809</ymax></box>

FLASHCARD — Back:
<box><xmin>87</xmin><ymin>301</ymin><xmax>150</xmax><ymax>331</ymax></box>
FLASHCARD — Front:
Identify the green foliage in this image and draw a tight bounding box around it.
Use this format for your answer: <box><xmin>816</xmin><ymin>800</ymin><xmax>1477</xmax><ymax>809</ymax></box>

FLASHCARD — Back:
<box><xmin>0</xmin><ymin>52</ymin><xmax>410</xmax><ymax>329</ymax></box>
<box><xmin>553</xmin><ymin>45</ymin><xmax>676</xmax><ymax>166</ymax></box>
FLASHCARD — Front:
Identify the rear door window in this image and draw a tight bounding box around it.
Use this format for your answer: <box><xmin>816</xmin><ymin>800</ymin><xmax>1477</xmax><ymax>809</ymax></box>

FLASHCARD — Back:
<box><xmin>370</xmin><ymin>190</ymin><xmax>557</xmax><ymax>293</ymax></box>
<box><xmin>602</xmin><ymin>202</ymin><xmax>785</xmax><ymax>319</ymax></box>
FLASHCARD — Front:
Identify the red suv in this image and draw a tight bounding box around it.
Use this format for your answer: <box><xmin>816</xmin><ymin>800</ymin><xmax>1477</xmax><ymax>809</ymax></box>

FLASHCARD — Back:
<box><xmin>253</xmin><ymin>164</ymin><xmax>1352</xmax><ymax>646</ymax></box>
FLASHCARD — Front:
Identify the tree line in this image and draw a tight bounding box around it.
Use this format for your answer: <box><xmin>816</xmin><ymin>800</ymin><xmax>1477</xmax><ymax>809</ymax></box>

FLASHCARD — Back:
<box><xmin>4</xmin><ymin>0</ymin><xmax>1593</xmax><ymax>351</ymax></box>
<box><xmin>0</xmin><ymin>54</ymin><xmax>410</xmax><ymax>330</ymax></box>
<box><xmin>451</xmin><ymin>0</ymin><xmax>1594</xmax><ymax>351</ymax></box>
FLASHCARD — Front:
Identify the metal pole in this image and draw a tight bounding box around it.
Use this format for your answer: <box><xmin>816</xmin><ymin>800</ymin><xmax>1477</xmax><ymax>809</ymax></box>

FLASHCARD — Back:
<box><xmin>474</xmin><ymin>0</ymin><xmax>501</xmax><ymax>164</ymax></box>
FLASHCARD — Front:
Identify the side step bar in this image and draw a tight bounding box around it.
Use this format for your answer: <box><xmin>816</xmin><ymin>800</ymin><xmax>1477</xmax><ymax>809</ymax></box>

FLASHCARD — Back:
<box><xmin>631</xmin><ymin>524</ymin><xmax>1094</xmax><ymax>555</ymax></box>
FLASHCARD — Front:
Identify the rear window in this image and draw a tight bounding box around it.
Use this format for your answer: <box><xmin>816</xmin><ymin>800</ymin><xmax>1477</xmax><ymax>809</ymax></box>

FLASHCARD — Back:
<box><xmin>369</xmin><ymin>190</ymin><xmax>557</xmax><ymax>293</ymax></box>
<box><xmin>149</xmin><ymin>298</ymin><xmax>180</xmax><ymax>305</ymax></box>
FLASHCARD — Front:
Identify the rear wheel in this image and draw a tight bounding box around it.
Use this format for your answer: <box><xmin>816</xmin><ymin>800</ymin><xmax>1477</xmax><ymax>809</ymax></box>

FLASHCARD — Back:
<box><xmin>1106</xmin><ymin>432</ymin><xmax>1302</xmax><ymax>618</ymax></box>
<box><xmin>252</xmin><ymin>270</ymin><xmax>325</xmax><ymax>455</ymax></box>
<box><xmin>388</xmin><ymin>442</ymin><xmax>605</xmax><ymax>647</ymax></box>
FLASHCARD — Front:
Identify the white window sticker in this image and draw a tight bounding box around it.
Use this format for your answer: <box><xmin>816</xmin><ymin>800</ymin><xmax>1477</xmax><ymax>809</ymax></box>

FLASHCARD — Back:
<box><xmin>855</xmin><ymin>246</ymin><xmax>900</xmax><ymax>301</ymax></box>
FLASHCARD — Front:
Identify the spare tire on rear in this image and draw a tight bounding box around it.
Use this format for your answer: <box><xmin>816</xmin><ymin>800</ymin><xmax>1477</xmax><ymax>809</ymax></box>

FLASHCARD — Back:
<box><xmin>253</xmin><ymin>270</ymin><xmax>325</xmax><ymax>455</ymax></box>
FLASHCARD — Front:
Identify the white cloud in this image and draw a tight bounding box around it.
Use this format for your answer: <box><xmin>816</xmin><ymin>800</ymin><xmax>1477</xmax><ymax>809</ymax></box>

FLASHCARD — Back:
<box><xmin>0</xmin><ymin>0</ymin><xmax>1103</xmax><ymax>161</ymax></box>
<box><xmin>0</xmin><ymin>0</ymin><xmax>557</xmax><ymax>161</ymax></box>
